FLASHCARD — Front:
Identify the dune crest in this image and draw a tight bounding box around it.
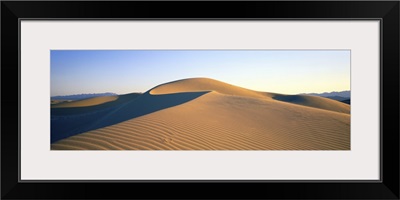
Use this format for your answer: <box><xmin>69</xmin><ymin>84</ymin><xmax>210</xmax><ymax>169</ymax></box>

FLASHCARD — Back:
<box><xmin>150</xmin><ymin>77</ymin><xmax>349</xmax><ymax>114</ymax></box>
<box><xmin>149</xmin><ymin>77</ymin><xmax>272</xmax><ymax>99</ymax></box>
<box><xmin>51</xmin><ymin>96</ymin><xmax>119</xmax><ymax>108</ymax></box>
<box><xmin>273</xmin><ymin>94</ymin><xmax>350</xmax><ymax>114</ymax></box>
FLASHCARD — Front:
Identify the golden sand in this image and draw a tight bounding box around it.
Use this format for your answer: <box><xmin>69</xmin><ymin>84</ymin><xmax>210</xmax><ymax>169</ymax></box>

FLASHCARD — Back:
<box><xmin>51</xmin><ymin>78</ymin><xmax>350</xmax><ymax>150</ymax></box>
<box><xmin>51</xmin><ymin>96</ymin><xmax>119</xmax><ymax>108</ymax></box>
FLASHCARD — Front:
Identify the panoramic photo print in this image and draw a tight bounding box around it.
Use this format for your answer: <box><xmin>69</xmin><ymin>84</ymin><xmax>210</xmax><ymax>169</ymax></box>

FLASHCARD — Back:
<box><xmin>51</xmin><ymin>50</ymin><xmax>350</xmax><ymax>150</ymax></box>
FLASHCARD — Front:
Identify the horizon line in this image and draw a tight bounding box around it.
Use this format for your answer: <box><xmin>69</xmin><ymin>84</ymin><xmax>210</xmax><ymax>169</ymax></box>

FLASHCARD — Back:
<box><xmin>51</xmin><ymin>89</ymin><xmax>351</xmax><ymax>97</ymax></box>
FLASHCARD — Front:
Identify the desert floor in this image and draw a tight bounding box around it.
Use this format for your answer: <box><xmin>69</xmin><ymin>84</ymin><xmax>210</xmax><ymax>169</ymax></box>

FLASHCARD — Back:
<box><xmin>51</xmin><ymin>78</ymin><xmax>350</xmax><ymax>150</ymax></box>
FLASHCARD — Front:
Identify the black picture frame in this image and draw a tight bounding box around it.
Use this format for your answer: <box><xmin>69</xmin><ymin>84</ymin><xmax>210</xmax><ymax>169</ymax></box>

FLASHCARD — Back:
<box><xmin>1</xmin><ymin>1</ymin><xmax>399</xmax><ymax>199</ymax></box>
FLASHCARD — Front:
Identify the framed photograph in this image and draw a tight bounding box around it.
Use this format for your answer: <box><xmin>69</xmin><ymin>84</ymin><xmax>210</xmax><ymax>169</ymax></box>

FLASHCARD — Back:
<box><xmin>2</xmin><ymin>1</ymin><xmax>399</xmax><ymax>199</ymax></box>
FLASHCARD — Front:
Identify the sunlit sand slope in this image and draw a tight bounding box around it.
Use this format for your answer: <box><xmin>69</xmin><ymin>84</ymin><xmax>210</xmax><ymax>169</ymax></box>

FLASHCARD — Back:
<box><xmin>51</xmin><ymin>78</ymin><xmax>350</xmax><ymax>150</ymax></box>
<box><xmin>51</xmin><ymin>96</ymin><xmax>118</xmax><ymax>108</ymax></box>
<box><xmin>272</xmin><ymin>94</ymin><xmax>350</xmax><ymax>114</ymax></box>
<box><xmin>151</xmin><ymin>78</ymin><xmax>349</xmax><ymax>114</ymax></box>
<box><xmin>150</xmin><ymin>77</ymin><xmax>272</xmax><ymax>98</ymax></box>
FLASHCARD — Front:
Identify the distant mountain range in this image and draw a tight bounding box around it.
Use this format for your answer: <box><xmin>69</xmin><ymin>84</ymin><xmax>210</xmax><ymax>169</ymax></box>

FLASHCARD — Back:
<box><xmin>304</xmin><ymin>90</ymin><xmax>350</xmax><ymax>98</ymax></box>
<box><xmin>51</xmin><ymin>92</ymin><xmax>118</xmax><ymax>101</ymax></box>
<box><xmin>303</xmin><ymin>90</ymin><xmax>350</xmax><ymax>104</ymax></box>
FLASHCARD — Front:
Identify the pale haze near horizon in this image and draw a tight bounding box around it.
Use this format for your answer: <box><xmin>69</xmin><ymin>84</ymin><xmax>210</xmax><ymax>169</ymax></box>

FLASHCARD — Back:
<box><xmin>51</xmin><ymin>50</ymin><xmax>350</xmax><ymax>96</ymax></box>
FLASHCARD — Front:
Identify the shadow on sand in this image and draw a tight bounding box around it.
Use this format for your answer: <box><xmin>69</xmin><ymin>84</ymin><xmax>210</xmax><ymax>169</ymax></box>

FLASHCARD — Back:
<box><xmin>51</xmin><ymin>91</ymin><xmax>209</xmax><ymax>143</ymax></box>
<box><xmin>51</xmin><ymin>93</ymin><xmax>142</xmax><ymax>115</ymax></box>
<box><xmin>272</xmin><ymin>95</ymin><xmax>308</xmax><ymax>104</ymax></box>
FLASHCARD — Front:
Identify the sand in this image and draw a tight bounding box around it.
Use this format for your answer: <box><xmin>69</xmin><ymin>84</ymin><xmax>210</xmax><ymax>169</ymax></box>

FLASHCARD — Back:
<box><xmin>51</xmin><ymin>78</ymin><xmax>350</xmax><ymax>150</ymax></box>
<box><xmin>51</xmin><ymin>96</ymin><xmax>119</xmax><ymax>108</ymax></box>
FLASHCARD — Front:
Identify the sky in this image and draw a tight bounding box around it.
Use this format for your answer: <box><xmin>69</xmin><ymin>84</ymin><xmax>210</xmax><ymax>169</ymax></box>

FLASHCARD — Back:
<box><xmin>51</xmin><ymin>50</ymin><xmax>350</xmax><ymax>96</ymax></box>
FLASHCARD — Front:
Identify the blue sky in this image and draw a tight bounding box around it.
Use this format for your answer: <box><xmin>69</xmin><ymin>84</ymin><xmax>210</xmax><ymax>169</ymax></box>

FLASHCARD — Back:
<box><xmin>51</xmin><ymin>50</ymin><xmax>350</xmax><ymax>96</ymax></box>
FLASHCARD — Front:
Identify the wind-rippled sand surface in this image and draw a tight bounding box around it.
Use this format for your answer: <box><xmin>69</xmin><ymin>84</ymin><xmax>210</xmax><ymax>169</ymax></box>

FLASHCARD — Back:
<box><xmin>51</xmin><ymin>78</ymin><xmax>350</xmax><ymax>150</ymax></box>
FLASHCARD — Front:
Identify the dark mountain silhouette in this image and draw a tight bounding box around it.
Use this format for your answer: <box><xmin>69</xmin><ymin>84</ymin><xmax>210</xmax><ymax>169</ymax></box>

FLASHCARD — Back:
<box><xmin>304</xmin><ymin>90</ymin><xmax>350</xmax><ymax>98</ymax></box>
<box><xmin>302</xmin><ymin>90</ymin><xmax>350</xmax><ymax>104</ymax></box>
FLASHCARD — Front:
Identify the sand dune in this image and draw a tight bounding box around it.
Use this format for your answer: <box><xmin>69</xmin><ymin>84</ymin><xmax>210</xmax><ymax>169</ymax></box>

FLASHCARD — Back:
<box><xmin>51</xmin><ymin>96</ymin><xmax>119</xmax><ymax>108</ymax></box>
<box><xmin>273</xmin><ymin>94</ymin><xmax>350</xmax><ymax>114</ymax></box>
<box><xmin>150</xmin><ymin>77</ymin><xmax>272</xmax><ymax>98</ymax></box>
<box><xmin>51</xmin><ymin>99</ymin><xmax>72</xmax><ymax>104</ymax></box>
<box><xmin>50</xmin><ymin>93</ymin><xmax>142</xmax><ymax>142</ymax></box>
<box><xmin>151</xmin><ymin>78</ymin><xmax>349</xmax><ymax>114</ymax></box>
<box><xmin>51</xmin><ymin>78</ymin><xmax>350</xmax><ymax>150</ymax></box>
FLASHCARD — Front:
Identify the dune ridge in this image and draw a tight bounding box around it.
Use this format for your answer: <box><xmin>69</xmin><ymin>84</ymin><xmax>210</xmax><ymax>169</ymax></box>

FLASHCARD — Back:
<box><xmin>150</xmin><ymin>77</ymin><xmax>272</xmax><ymax>98</ymax></box>
<box><xmin>51</xmin><ymin>77</ymin><xmax>350</xmax><ymax>150</ymax></box>
<box><xmin>150</xmin><ymin>78</ymin><xmax>349</xmax><ymax>114</ymax></box>
<box><xmin>51</xmin><ymin>96</ymin><xmax>119</xmax><ymax>108</ymax></box>
<box><xmin>272</xmin><ymin>94</ymin><xmax>350</xmax><ymax>114</ymax></box>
